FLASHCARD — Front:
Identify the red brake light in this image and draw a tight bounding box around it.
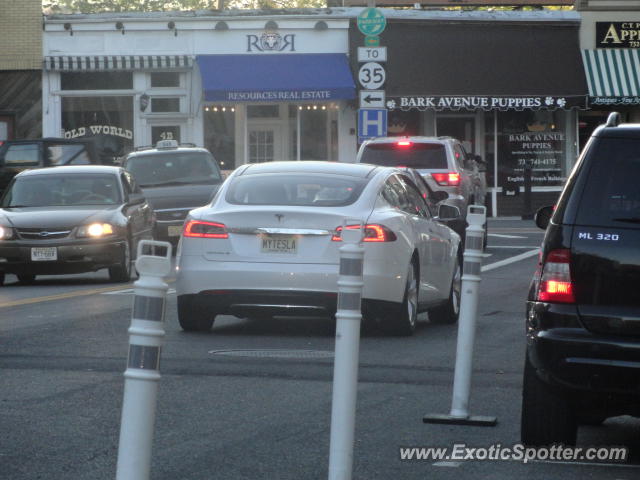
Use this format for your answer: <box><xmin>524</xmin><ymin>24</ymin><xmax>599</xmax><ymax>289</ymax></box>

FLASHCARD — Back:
<box><xmin>183</xmin><ymin>220</ymin><xmax>228</xmax><ymax>238</ymax></box>
<box><xmin>332</xmin><ymin>224</ymin><xmax>397</xmax><ymax>242</ymax></box>
<box><xmin>431</xmin><ymin>172</ymin><xmax>460</xmax><ymax>186</ymax></box>
<box><xmin>537</xmin><ymin>248</ymin><xmax>575</xmax><ymax>303</ymax></box>
<box><xmin>397</xmin><ymin>140</ymin><xmax>412</xmax><ymax>147</ymax></box>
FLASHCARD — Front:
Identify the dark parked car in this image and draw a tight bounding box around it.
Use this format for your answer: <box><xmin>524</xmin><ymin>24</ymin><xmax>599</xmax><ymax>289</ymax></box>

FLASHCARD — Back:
<box><xmin>122</xmin><ymin>140</ymin><xmax>223</xmax><ymax>245</ymax></box>
<box><xmin>0</xmin><ymin>137</ymin><xmax>100</xmax><ymax>195</ymax></box>
<box><xmin>521</xmin><ymin>112</ymin><xmax>640</xmax><ymax>446</ymax></box>
<box><xmin>0</xmin><ymin>165</ymin><xmax>154</xmax><ymax>285</ymax></box>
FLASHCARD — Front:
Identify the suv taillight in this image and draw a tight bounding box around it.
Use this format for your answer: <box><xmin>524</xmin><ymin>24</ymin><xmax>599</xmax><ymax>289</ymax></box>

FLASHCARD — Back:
<box><xmin>332</xmin><ymin>224</ymin><xmax>397</xmax><ymax>242</ymax></box>
<box><xmin>537</xmin><ymin>249</ymin><xmax>575</xmax><ymax>303</ymax></box>
<box><xmin>183</xmin><ymin>220</ymin><xmax>228</xmax><ymax>238</ymax></box>
<box><xmin>431</xmin><ymin>172</ymin><xmax>461</xmax><ymax>186</ymax></box>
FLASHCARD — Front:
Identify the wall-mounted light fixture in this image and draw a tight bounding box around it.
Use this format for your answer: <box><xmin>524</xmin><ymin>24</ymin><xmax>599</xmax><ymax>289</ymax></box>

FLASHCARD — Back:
<box><xmin>63</xmin><ymin>22</ymin><xmax>73</xmax><ymax>36</ymax></box>
<box><xmin>314</xmin><ymin>20</ymin><xmax>328</xmax><ymax>31</ymax></box>
<box><xmin>264</xmin><ymin>20</ymin><xmax>278</xmax><ymax>30</ymax></box>
<box><xmin>214</xmin><ymin>21</ymin><xmax>229</xmax><ymax>31</ymax></box>
<box><xmin>115</xmin><ymin>21</ymin><xmax>125</xmax><ymax>35</ymax></box>
<box><xmin>168</xmin><ymin>21</ymin><xmax>177</xmax><ymax>36</ymax></box>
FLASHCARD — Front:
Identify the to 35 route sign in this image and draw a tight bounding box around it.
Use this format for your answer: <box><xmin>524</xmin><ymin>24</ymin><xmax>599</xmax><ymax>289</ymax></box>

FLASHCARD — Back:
<box><xmin>358</xmin><ymin>62</ymin><xmax>386</xmax><ymax>90</ymax></box>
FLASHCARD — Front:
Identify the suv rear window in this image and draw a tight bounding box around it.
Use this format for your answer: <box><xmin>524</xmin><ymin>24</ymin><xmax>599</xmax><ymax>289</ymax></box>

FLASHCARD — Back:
<box><xmin>125</xmin><ymin>152</ymin><xmax>221</xmax><ymax>187</ymax></box>
<box><xmin>575</xmin><ymin>137</ymin><xmax>640</xmax><ymax>227</ymax></box>
<box><xmin>360</xmin><ymin>143</ymin><xmax>448</xmax><ymax>169</ymax></box>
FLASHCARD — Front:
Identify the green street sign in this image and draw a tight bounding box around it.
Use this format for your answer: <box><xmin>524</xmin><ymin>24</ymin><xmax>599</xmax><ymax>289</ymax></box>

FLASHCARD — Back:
<box><xmin>357</xmin><ymin>7</ymin><xmax>386</xmax><ymax>37</ymax></box>
<box><xmin>364</xmin><ymin>36</ymin><xmax>380</xmax><ymax>47</ymax></box>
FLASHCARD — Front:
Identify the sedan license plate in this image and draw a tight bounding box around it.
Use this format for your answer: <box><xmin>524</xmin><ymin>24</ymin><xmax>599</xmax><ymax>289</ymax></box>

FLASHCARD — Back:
<box><xmin>168</xmin><ymin>225</ymin><xmax>182</xmax><ymax>237</ymax></box>
<box><xmin>261</xmin><ymin>235</ymin><xmax>297</xmax><ymax>254</ymax></box>
<box><xmin>31</xmin><ymin>247</ymin><xmax>57</xmax><ymax>261</ymax></box>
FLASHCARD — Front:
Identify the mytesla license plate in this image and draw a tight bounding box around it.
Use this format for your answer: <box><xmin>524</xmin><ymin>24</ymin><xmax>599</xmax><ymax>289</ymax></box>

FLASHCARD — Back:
<box><xmin>31</xmin><ymin>247</ymin><xmax>57</xmax><ymax>261</ymax></box>
<box><xmin>261</xmin><ymin>235</ymin><xmax>297</xmax><ymax>254</ymax></box>
<box><xmin>168</xmin><ymin>225</ymin><xmax>182</xmax><ymax>237</ymax></box>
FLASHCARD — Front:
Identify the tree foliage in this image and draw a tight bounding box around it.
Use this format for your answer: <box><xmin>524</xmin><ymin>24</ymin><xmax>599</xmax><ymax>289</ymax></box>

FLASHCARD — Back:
<box><xmin>42</xmin><ymin>0</ymin><xmax>327</xmax><ymax>13</ymax></box>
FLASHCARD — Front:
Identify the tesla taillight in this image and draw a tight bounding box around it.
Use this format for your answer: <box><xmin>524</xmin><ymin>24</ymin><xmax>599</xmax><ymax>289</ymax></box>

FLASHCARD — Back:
<box><xmin>431</xmin><ymin>172</ymin><xmax>460</xmax><ymax>186</ymax></box>
<box><xmin>537</xmin><ymin>249</ymin><xmax>575</xmax><ymax>303</ymax></box>
<box><xmin>183</xmin><ymin>220</ymin><xmax>228</xmax><ymax>238</ymax></box>
<box><xmin>332</xmin><ymin>224</ymin><xmax>397</xmax><ymax>242</ymax></box>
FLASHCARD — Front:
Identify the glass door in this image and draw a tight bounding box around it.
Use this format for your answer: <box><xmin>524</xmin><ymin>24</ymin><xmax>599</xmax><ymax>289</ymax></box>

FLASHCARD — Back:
<box><xmin>248</xmin><ymin>125</ymin><xmax>283</xmax><ymax>163</ymax></box>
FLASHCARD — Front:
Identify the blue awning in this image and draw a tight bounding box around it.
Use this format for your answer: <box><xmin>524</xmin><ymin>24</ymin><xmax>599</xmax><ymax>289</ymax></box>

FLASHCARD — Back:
<box><xmin>196</xmin><ymin>54</ymin><xmax>356</xmax><ymax>102</ymax></box>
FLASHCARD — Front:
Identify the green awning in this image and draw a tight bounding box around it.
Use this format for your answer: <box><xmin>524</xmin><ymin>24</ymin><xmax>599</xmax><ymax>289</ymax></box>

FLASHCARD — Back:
<box><xmin>582</xmin><ymin>49</ymin><xmax>640</xmax><ymax>104</ymax></box>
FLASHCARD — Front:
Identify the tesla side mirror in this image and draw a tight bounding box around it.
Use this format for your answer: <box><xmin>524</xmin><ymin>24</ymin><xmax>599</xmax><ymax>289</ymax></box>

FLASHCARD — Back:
<box><xmin>474</xmin><ymin>155</ymin><xmax>487</xmax><ymax>172</ymax></box>
<box><xmin>128</xmin><ymin>192</ymin><xmax>145</xmax><ymax>205</ymax></box>
<box><xmin>431</xmin><ymin>190</ymin><xmax>449</xmax><ymax>203</ymax></box>
<box><xmin>534</xmin><ymin>205</ymin><xmax>554</xmax><ymax>230</ymax></box>
<box><xmin>437</xmin><ymin>204</ymin><xmax>461</xmax><ymax>220</ymax></box>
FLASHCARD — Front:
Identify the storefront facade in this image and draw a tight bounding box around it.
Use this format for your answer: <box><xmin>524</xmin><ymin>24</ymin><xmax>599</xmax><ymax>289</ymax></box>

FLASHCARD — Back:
<box><xmin>349</xmin><ymin>10</ymin><xmax>589</xmax><ymax>217</ymax></box>
<box><xmin>578</xmin><ymin>1</ymin><xmax>640</xmax><ymax>149</ymax></box>
<box><xmin>42</xmin><ymin>12</ymin><xmax>358</xmax><ymax>169</ymax></box>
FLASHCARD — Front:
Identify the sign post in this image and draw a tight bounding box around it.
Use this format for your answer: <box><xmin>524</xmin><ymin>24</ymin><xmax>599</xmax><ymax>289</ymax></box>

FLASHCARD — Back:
<box><xmin>356</xmin><ymin>7</ymin><xmax>387</xmax><ymax>144</ymax></box>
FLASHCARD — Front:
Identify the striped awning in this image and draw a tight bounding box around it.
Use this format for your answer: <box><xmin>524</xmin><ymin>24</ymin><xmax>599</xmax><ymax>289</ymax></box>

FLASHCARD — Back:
<box><xmin>44</xmin><ymin>55</ymin><xmax>193</xmax><ymax>71</ymax></box>
<box><xmin>581</xmin><ymin>49</ymin><xmax>640</xmax><ymax>104</ymax></box>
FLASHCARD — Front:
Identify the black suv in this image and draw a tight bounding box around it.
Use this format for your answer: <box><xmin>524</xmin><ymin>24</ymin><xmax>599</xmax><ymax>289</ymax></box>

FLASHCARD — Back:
<box><xmin>521</xmin><ymin>112</ymin><xmax>640</xmax><ymax>446</ymax></box>
<box><xmin>122</xmin><ymin>140</ymin><xmax>223</xmax><ymax>245</ymax></box>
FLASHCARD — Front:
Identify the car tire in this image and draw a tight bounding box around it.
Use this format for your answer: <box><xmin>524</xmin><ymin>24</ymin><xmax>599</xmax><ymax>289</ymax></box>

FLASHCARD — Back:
<box><xmin>383</xmin><ymin>260</ymin><xmax>418</xmax><ymax>336</ymax></box>
<box><xmin>109</xmin><ymin>238</ymin><xmax>132</xmax><ymax>283</ymax></box>
<box><xmin>521</xmin><ymin>354</ymin><xmax>577</xmax><ymax>446</ymax></box>
<box><xmin>0</xmin><ymin>272</ymin><xmax>4</xmax><ymax>286</ymax></box>
<box><xmin>17</xmin><ymin>274</ymin><xmax>36</xmax><ymax>284</ymax></box>
<box><xmin>178</xmin><ymin>295</ymin><xmax>216</xmax><ymax>332</ymax></box>
<box><xmin>429</xmin><ymin>257</ymin><xmax>461</xmax><ymax>324</ymax></box>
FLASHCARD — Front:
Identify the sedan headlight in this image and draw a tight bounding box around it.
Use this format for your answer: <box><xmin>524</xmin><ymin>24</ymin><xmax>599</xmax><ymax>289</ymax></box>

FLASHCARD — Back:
<box><xmin>0</xmin><ymin>226</ymin><xmax>14</xmax><ymax>240</ymax></box>
<box><xmin>77</xmin><ymin>223</ymin><xmax>115</xmax><ymax>238</ymax></box>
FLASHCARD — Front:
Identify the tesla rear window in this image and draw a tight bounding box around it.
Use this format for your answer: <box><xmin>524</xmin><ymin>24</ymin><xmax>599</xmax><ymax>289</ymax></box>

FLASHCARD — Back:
<box><xmin>575</xmin><ymin>137</ymin><xmax>640</xmax><ymax>227</ymax></box>
<box><xmin>360</xmin><ymin>143</ymin><xmax>447</xmax><ymax>169</ymax></box>
<box><xmin>226</xmin><ymin>174</ymin><xmax>367</xmax><ymax>207</ymax></box>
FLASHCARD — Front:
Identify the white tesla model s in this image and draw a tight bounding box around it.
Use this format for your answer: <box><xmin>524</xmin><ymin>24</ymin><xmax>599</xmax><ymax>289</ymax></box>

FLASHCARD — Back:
<box><xmin>175</xmin><ymin>161</ymin><xmax>462</xmax><ymax>335</ymax></box>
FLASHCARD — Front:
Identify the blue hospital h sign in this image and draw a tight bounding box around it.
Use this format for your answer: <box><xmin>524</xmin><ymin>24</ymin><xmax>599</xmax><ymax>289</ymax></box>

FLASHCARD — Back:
<box><xmin>358</xmin><ymin>108</ymin><xmax>387</xmax><ymax>142</ymax></box>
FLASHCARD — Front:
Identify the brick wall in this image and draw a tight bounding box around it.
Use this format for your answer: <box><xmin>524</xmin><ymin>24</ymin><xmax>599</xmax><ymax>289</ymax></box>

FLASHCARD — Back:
<box><xmin>0</xmin><ymin>0</ymin><xmax>42</xmax><ymax>71</ymax></box>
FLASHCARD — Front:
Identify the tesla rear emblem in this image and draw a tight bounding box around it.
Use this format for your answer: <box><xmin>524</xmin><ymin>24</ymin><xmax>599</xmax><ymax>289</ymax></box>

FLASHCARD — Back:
<box><xmin>275</xmin><ymin>214</ymin><xmax>284</xmax><ymax>222</ymax></box>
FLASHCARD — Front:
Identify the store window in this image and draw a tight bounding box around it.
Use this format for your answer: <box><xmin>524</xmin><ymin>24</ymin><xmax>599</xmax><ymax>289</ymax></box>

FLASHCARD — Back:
<box><xmin>495</xmin><ymin>110</ymin><xmax>566</xmax><ymax>191</ymax></box>
<box><xmin>151</xmin><ymin>98</ymin><xmax>181</xmax><ymax>113</ymax></box>
<box><xmin>288</xmin><ymin>105</ymin><xmax>338</xmax><ymax>161</ymax></box>
<box><xmin>150</xmin><ymin>72</ymin><xmax>180</xmax><ymax>88</ymax></box>
<box><xmin>204</xmin><ymin>107</ymin><xmax>235</xmax><ymax>169</ymax></box>
<box><xmin>151</xmin><ymin>126</ymin><xmax>181</xmax><ymax>145</ymax></box>
<box><xmin>61</xmin><ymin>72</ymin><xmax>132</xmax><ymax>90</ymax></box>
<box><xmin>61</xmin><ymin>96</ymin><xmax>133</xmax><ymax>163</ymax></box>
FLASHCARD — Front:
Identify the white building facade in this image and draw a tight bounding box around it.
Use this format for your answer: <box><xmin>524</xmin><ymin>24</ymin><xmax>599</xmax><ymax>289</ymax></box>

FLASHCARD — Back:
<box><xmin>42</xmin><ymin>11</ymin><xmax>358</xmax><ymax>170</ymax></box>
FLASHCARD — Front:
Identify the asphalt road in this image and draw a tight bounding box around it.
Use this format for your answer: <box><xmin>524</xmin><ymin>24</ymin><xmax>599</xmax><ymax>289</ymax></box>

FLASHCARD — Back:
<box><xmin>1</xmin><ymin>219</ymin><xmax>639</xmax><ymax>479</ymax></box>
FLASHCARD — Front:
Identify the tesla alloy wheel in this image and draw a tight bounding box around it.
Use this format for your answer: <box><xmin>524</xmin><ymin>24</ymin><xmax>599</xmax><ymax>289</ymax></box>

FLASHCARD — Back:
<box><xmin>429</xmin><ymin>257</ymin><xmax>461</xmax><ymax>324</ymax></box>
<box><xmin>385</xmin><ymin>261</ymin><xmax>418</xmax><ymax>336</ymax></box>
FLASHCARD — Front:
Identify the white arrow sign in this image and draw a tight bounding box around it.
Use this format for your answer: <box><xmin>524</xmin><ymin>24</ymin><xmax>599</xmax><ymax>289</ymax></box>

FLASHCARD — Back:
<box><xmin>359</xmin><ymin>90</ymin><xmax>386</xmax><ymax>109</ymax></box>
<box><xmin>358</xmin><ymin>62</ymin><xmax>386</xmax><ymax>90</ymax></box>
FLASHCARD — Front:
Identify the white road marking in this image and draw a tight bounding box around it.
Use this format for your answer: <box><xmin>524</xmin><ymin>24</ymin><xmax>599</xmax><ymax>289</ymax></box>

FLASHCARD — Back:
<box><xmin>103</xmin><ymin>288</ymin><xmax>176</xmax><ymax>295</ymax></box>
<box><xmin>488</xmin><ymin>233</ymin><xmax>526</xmax><ymax>239</ymax></box>
<box><xmin>433</xmin><ymin>461</ymin><xmax>462</xmax><ymax>467</ymax></box>
<box><xmin>488</xmin><ymin>245</ymin><xmax>541</xmax><ymax>249</ymax></box>
<box><xmin>482</xmin><ymin>248</ymin><xmax>540</xmax><ymax>272</ymax></box>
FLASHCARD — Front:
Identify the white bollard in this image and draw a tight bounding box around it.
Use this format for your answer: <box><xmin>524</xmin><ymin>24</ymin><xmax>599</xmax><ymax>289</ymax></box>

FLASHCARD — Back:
<box><xmin>328</xmin><ymin>221</ymin><xmax>364</xmax><ymax>480</ymax></box>
<box><xmin>116</xmin><ymin>240</ymin><xmax>172</xmax><ymax>480</ymax></box>
<box><xmin>423</xmin><ymin>205</ymin><xmax>497</xmax><ymax>427</ymax></box>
